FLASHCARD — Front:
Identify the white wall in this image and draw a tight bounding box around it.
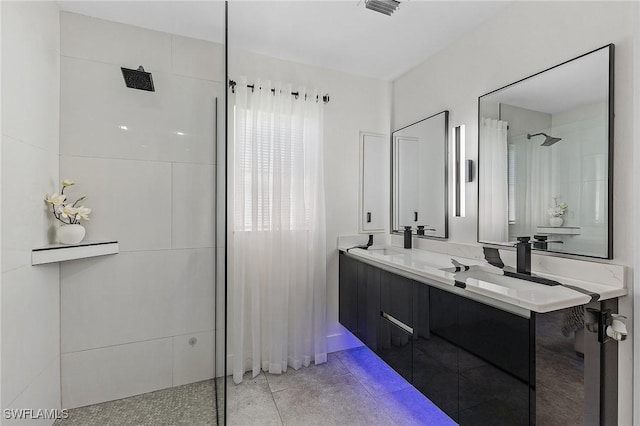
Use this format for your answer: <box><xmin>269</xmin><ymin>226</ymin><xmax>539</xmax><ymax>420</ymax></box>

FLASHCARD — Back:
<box><xmin>1</xmin><ymin>1</ymin><xmax>61</xmax><ymax>424</ymax></box>
<box><xmin>392</xmin><ymin>2</ymin><xmax>634</xmax><ymax>423</ymax></box>
<box><xmin>228</xmin><ymin>48</ymin><xmax>391</xmax><ymax>352</ymax></box>
<box><xmin>58</xmin><ymin>12</ymin><xmax>223</xmax><ymax>408</ymax></box>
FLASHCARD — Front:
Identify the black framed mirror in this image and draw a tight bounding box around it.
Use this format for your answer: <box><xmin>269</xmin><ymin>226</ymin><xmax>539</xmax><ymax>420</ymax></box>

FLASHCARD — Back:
<box><xmin>478</xmin><ymin>44</ymin><xmax>614</xmax><ymax>258</ymax></box>
<box><xmin>392</xmin><ymin>110</ymin><xmax>449</xmax><ymax>239</ymax></box>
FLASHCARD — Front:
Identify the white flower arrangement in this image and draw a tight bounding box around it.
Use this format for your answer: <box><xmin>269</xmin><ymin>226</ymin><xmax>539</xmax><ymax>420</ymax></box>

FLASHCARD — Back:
<box><xmin>45</xmin><ymin>180</ymin><xmax>91</xmax><ymax>225</ymax></box>
<box><xmin>548</xmin><ymin>197</ymin><xmax>568</xmax><ymax>218</ymax></box>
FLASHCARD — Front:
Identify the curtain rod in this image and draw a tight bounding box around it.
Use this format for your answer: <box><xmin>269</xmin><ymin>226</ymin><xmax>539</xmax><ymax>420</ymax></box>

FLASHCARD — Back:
<box><xmin>228</xmin><ymin>80</ymin><xmax>330</xmax><ymax>104</ymax></box>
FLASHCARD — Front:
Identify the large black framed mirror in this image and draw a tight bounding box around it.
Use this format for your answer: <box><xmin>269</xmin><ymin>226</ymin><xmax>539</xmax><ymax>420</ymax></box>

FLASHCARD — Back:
<box><xmin>478</xmin><ymin>44</ymin><xmax>614</xmax><ymax>258</ymax></box>
<box><xmin>392</xmin><ymin>110</ymin><xmax>449</xmax><ymax>239</ymax></box>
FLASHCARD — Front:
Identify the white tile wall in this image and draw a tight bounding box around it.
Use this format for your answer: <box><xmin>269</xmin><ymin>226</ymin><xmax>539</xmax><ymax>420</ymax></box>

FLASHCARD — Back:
<box><xmin>4</xmin><ymin>357</ymin><xmax>61</xmax><ymax>425</ymax></box>
<box><xmin>1</xmin><ymin>2</ymin><xmax>60</xmax><ymax>152</ymax></box>
<box><xmin>1</xmin><ymin>1</ymin><xmax>61</xmax><ymax>420</ymax></box>
<box><xmin>1</xmin><ymin>136</ymin><xmax>59</xmax><ymax>273</ymax></box>
<box><xmin>60</xmin><ymin>11</ymin><xmax>172</xmax><ymax>72</ymax></box>
<box><xmin>171</xmin><ymin>35</ymin><xmax>224</xmax><ymax>82</ymax></box>
<box><xmin>61</xmin><ymin>249</ymin><xmax>214</xmax><ymax>353</ymax></box>
<box><xmin>172</xmin><ymin>331</ymin><xmax>215</xmax><ymax>386</ymax></box>
<box><xmin>2</xmin><ymin>264</ymin><xmax>60</xmax><ymax>407</ymax></box>
<box><xmin>61</xmin><ymin>338</ymin><xmax>173</xmax><ymax>409</ymax></box>
<box><xmin>172</xmin><ymin>163</ymin><xmax>215</xmax><ymax>248</ymax></box>
<box><xmin>59</xmin><ymin>156</ymin><xmax>172</xmax><ymax>251</ymax></box>
<box><xmin>59</xmin><ymin>57</ymin><xmax>222</xmax><ymax>164</ymax></box>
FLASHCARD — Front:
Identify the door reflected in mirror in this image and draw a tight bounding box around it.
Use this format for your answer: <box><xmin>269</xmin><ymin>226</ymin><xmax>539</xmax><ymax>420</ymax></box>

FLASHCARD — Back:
<box><xmin>478</xmin><ymin>45</ymin><xmax>613</xmax><ymax>258</ymax></box>
<box><xmin>392</xmin><ymin>111</ymin><xmax>448</xmax><ymax>239</ymax></box>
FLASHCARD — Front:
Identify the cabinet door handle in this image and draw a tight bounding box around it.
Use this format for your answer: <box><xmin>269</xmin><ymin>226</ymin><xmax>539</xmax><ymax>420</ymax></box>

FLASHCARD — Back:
<box><xmin>367</xmin><ymin>212</ymin><xmax>372</xmax><ymax>223</ymax></box>
<box><xmin>381</xmin><ymin>311</ymin><xmax>413</xmax><ymax>335</ymax></box>
<box><xmin>414</xmin><ymin>211</ymin><xmax>418</xmax><ymax>222</ymax></box>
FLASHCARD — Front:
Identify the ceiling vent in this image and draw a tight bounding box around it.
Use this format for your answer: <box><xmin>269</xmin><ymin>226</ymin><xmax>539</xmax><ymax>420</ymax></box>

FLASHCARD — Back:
<box><xmin>365</xmin><ymin>0</ymin><xmax>400</xmax><ymax>16</ymax></box>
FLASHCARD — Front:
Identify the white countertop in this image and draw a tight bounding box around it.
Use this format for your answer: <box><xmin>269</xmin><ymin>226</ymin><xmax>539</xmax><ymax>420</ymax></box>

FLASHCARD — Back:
<box><xmin>341</xmin><ymin>244</ymin><xmax>627</xmax><ymax>315</ymax></box>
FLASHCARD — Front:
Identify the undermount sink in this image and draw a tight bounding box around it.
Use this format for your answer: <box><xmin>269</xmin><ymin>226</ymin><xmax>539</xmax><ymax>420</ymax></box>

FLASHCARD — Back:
<box><xmin>366</xmin><ymin>247</ymin><xmax>405</xmax><ymax>256</ymax></box>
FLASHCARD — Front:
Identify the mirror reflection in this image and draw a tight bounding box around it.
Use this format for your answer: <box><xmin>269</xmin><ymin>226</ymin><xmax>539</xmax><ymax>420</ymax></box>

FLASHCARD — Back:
<box><xmin>478</xmin><ymin>45</ymin><xmax>613</xmax><ymax>258</ymax></box>
<box><xmin>392</xmin><ymin>111</ymin><xmax>448</xmax><ymax>238</ymax></box>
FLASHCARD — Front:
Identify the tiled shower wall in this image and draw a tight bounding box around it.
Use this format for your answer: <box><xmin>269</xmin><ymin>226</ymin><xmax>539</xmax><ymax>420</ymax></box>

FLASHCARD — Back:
<box><xmin>1</xmin><ymin>2</ymin><xmax>62</xmax><ymax>421</ymax></box>
<box><xmin>58</xmin><ymin>12</ymin><xmax>224</xmax><ymax>409</ymax></box>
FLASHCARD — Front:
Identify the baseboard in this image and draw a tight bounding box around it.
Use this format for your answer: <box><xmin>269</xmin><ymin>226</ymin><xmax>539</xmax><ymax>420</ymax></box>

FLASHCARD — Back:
<box><xmin>326</xmin><ymin>329</ymin><xmax>363</xmax><ymax>353</ymax></box>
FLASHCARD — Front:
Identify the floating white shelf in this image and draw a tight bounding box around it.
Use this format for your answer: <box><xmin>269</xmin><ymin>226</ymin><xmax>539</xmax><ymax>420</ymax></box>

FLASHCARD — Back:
<box><xmin>32</xmin><ymin>241</ymin><xmax>119</xmax><ymax>265</ymax></box>
<box><xmin>536</xmin><ymin>226</ymin><xmax>581</xmax><ymax>235</ymax></box>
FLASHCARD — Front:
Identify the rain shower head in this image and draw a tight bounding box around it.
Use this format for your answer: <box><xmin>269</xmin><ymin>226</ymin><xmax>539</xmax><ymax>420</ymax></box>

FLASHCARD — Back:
<box><xmin>365</xmin><ymin>0</ymin><xmax>400</xmax><ymax>16</ymax></box>
<box><xmin>527</xmin><ymin>132</ymin><xmax>562</xmax><ymax>146</ymax></box>
<box><xmin>121</xmin><ymin>66</ymin><xmax>155</xmax><ymax>92</ymax></box>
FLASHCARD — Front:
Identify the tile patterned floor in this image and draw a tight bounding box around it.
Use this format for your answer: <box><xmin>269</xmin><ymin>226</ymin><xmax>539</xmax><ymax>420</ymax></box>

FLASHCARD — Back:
<box><xmin>228</xmin><ymin>347</ymin><xmax>455</xmax><ymax>426</ymax></box>
<box><xmin>54</xmin><ymin>380</ymin><xmax>217</xmax><ymax>426</ymax></box>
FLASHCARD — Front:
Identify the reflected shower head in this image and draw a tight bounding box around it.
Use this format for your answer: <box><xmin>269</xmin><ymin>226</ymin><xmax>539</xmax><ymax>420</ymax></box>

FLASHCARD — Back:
<box><xmin>527</xmin><ymin>132</ymin><xmax>562</xmax><ymax>146</ymax></box>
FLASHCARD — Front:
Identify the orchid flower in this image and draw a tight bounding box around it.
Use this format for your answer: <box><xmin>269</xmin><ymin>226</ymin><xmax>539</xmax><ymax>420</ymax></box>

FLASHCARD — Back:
<box><xmin>59</xmin><ymin>205</ymin><xmax>78</xmax><ymax>220</ymax></box>
<box><xmin>45</xmin><ymin>193</ymin><xmax>66</xmax><ymax>206</ymax></box>
<box><xmin>75</xmin><ymin>206</ymin><xmax>92</xmax><ymax>221</ymax></box>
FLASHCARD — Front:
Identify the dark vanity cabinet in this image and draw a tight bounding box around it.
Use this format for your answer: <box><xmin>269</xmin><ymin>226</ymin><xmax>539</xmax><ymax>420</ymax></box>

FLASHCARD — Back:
<box><xmin>338</xmin><ymin>252</ymin><xmax>381</xmax><ymax>349</ymax></box>
<box><xmin>414</xmin><ymin>286</ymin><xmax>460</xmax><ymax>420</ymax></box>
<box><xmin>339</xmin><ymin>252</ymin><xmax>534</xmax><ymax>425</ymax></box>
<box><xmin>356</xmin><ymin>261</ymin><xmax>380</xmax><ymax>350</ymax></box>
<box><xmin>432</xmin><ymin>290</ymin><xmax>532</xmax><ymax>425</ymax></box>
<box><xmin>377</xmin><ymin>270</ymin><xmax>414</xmax><ymax>382</ymax></box>
<box><xmin>338</xmin><ymin>252</ymin><xmax>358</xmax><ymax>333</ymax></box>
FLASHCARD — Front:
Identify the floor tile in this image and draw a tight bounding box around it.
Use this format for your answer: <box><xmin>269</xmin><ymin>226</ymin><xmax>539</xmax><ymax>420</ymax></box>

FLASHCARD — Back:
<box><xmin>264</xmin><ymin>353</ymin><xmax>348</xmax><ymax>393</ymax></box>
<box><xmin>335</xmin><ymin>346</ymin><xmax>411</xmax><ymax>396</ymax></box>
<box><xmin>227</xmin><ymin>373</ymin><xmax>282</xmax><ymax>426</ymax></box>
<box><xmin>375</xmin><ymin>386</ymin><xmax>456</xmax><ymax>426</ymax></box>
<box><xmin>272</xmin><ymin>374</ymin><xmax>393</xmax><ymax>426</ymax></box>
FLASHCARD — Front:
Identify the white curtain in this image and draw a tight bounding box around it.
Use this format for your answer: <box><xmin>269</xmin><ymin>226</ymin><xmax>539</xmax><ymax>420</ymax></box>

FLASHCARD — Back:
<box><xmin>479</xmin><ymin>118</ymin><xmax>509</xmax><ymax>243</ymax></box>
<box><xmin>512</xmin><ymin>132</ymin><xmax>552</xmax><ymax>236</ymax></box>
<box><xmin>230</xmin><ymin>77</ymin><xmax>327</xmax><ymax>384</ymax></box>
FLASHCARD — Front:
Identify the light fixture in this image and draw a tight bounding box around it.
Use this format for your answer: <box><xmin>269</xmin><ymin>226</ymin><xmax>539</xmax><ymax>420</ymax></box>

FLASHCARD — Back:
<box><xmin>454</xmin><ymin>125</ymin><xmax>466</xmax><ymax>217</ymax></box>
<box><xmin>118</xmin><ymin>125</ymin><xmax>128</xmax><ymax>131</ymax></box>
<box><xmin>365</xmin><ymin>0</ymin><xmax>400</xmax><ymax>16</ymax></box>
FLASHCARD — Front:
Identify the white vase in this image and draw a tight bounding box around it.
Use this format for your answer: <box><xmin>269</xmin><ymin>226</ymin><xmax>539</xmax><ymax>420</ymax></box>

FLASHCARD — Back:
<box><xmin>58</xmin><ymin>224</ymin><xmax>86</xmax><ymax>245</ymax></box>
<box><xmin>549</xmin><ymin>217</ymin><xmax>563</xmax><ymax>227</ymax></box>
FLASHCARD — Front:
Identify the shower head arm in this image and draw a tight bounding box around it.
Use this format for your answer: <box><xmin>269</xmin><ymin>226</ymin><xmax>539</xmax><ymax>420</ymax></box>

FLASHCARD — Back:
<box><xmin>526</xmin><ymin>132</ymin><xmax>549</xmax><ymax>140</ymax></box>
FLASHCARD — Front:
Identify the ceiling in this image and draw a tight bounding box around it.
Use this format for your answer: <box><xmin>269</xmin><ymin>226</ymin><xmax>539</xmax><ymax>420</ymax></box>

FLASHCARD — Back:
<box><xmin>57</xmin><ymin>1</ymin><xmax>510</xmax><ymax>81</ymax></box>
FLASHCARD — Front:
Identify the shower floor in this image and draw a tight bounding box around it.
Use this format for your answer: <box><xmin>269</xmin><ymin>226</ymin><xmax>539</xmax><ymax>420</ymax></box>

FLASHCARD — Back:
<box><xmin>54</xmin><ymin>380</ymin><xmax>216</xmax><ymax>426</ymax></box>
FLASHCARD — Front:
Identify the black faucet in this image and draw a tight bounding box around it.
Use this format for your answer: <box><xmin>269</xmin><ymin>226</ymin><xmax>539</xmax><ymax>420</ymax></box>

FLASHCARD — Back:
<box><xmin>483</xmin><ymin>241</ymin><xmax>561</xmax><ymax>286</ymax></box>
<box><xmin>515</xmin><ymin>236</ymin><xmax>531</xmax><ymax>274</ymax></box>
<box><xmin>404</xmin><ymin>226</ymin><xmax>412</xmax><ymax>249</ymax></box>
<box><xmin>366</xmin><ymin>234</ymin><xmax>373</xmax><ymax>248</ymax></box>
<box><xmin>346</xmin><ymin>234</ymin><xmax>374</xmax><ymax>252</ymax></box>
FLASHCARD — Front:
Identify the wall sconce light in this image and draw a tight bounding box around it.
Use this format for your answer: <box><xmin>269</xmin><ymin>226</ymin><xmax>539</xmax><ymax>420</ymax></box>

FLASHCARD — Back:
<box><xmin>454</xmin><ymin>125</ymin><xmax>466</xmax><ymax>217</ymax></box>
